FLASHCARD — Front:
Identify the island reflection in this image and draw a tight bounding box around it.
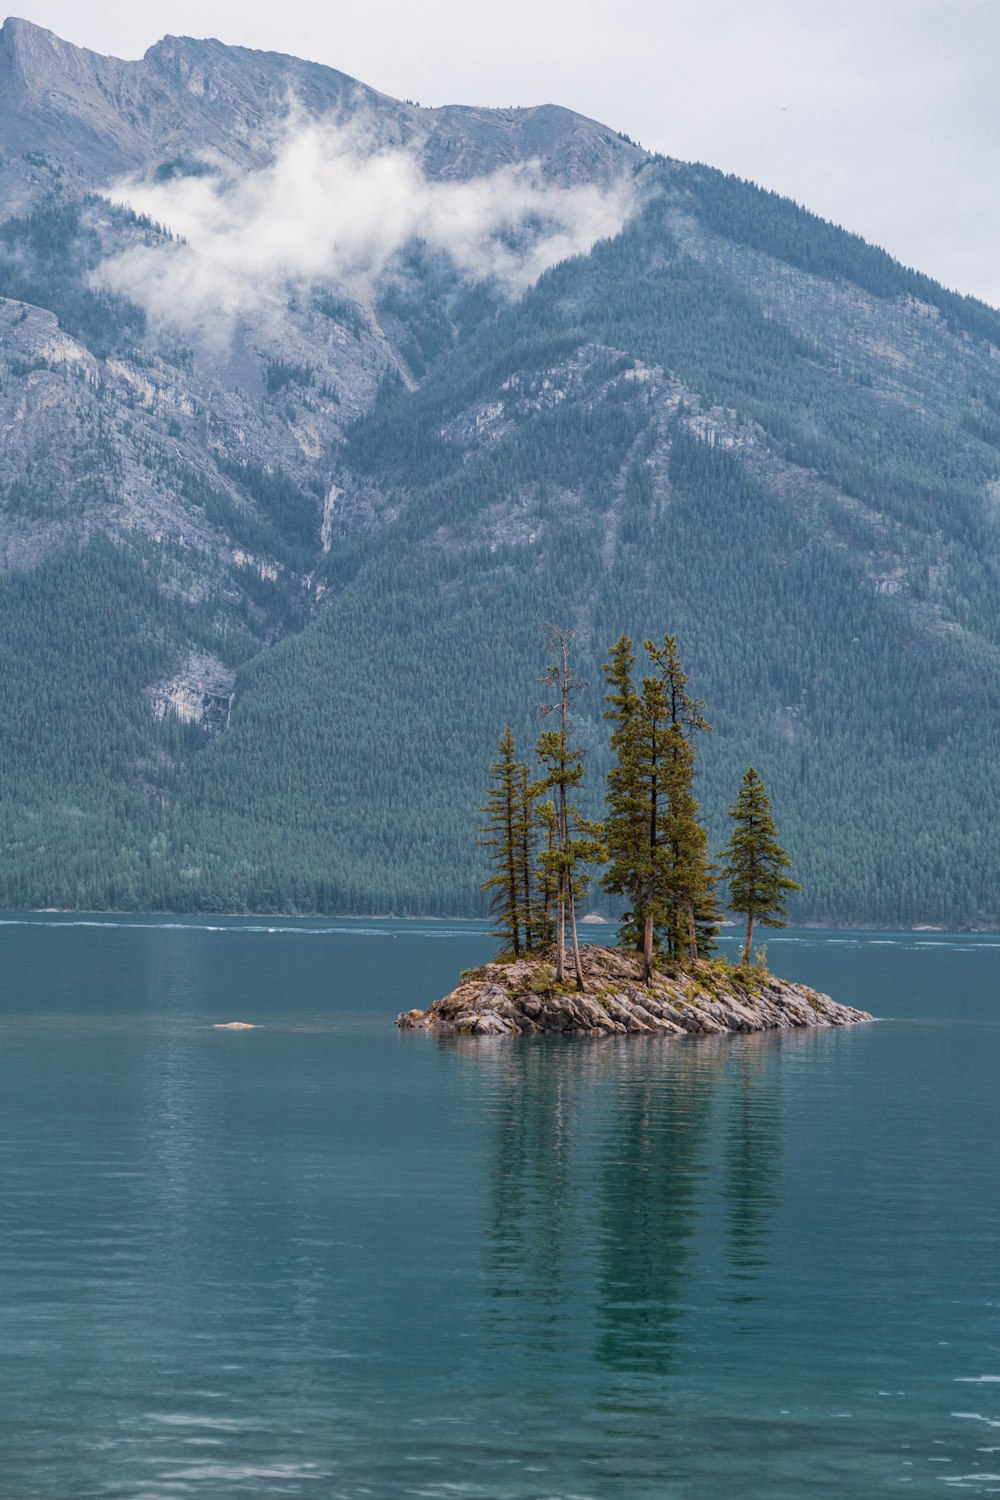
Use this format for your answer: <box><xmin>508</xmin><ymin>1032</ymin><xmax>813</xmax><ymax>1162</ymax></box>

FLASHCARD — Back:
<box><xmin>438</xmin><ymin>1031</ymin><xmax>793</xmax><ymax>1389</ymax></box>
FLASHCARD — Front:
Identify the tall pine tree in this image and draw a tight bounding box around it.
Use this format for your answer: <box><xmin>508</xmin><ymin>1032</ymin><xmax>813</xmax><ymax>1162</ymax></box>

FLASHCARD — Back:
<box><xmin>719</xmin><ymin>767</ymin><xmax>802</xmax><ymax>966</ymax></box>
<box><xmin>602</xmin><ymin>630</ymin><xmax>719</xmax><ymax>972</ymax></box>
<box><xmin>479</xmin><ymin>727</ymin><xmax>531</xmax><ymax>957</ymax></box>
<box><xmin>646</xmin><ymin>636</ymin><xmax>716</xmax><ymax>964</ymax></box>
<box><xmin>516</xmin><ymin>760</ymin><xmax>541</xmax><ymax>951</ymax></box>
<box><xmin>537</xmin><ymin>630</ymin><xmax>600</xmax><ymax>989</ymax></box>
<box><xmin>602</xmin><ymin>633</ymin><xmax>647</xmax><ymax>952</ymax></box>
<box><xmin>603</xmin><ymin>634</ymin><xmax>717</xmax><ymax>978</ymax></box>
<box><xmin>533</xmin><ymin>796</ymin><xmax>558</xmax><ymax>949</ymax></box>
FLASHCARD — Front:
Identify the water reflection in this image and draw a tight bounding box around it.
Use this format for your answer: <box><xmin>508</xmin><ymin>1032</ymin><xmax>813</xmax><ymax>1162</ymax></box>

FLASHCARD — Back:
<box><xmin>2</xmin><ymin>920</ymin><xmax>997</xmax><ymax>1495</ymax></box>
<box><xmin>593</xmin><ymin>1040</ymin><xmax>720</xmax><ymax>1378</ymax></box>
<box><xmin>486</xmin><ymin>1044</ymin><xmax>576</xmax><ymax>1339</ymax></box>
<box><xmin>450</xmin><ymin>1033</ymin><xmax>790</xmax><ymax>1387</ymax></box>
<box><xmin>722</xmin><ymin>1039</ymin><xmax>783</xmax><ymax>1295</ymax></box>
<box><xmin>440</xmin><ymin>1039</ymin><xmax>593</xmax><ymax>1370</ymax></box>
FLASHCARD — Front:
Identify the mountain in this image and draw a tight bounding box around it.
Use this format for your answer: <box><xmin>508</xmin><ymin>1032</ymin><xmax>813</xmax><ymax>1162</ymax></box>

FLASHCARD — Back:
<box><xmin>0</xmin><ymin>18</ymin><xmax>997</xmax><ymax>926</ymax></box>
<box><xmin>0</xmin><ymin>17</ymin><xmax>641</xmax><ymax>183</ymax></box>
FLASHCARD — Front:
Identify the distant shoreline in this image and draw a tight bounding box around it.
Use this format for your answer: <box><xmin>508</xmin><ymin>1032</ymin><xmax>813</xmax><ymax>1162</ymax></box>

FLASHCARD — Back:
<box><xmin>17</xmin><ymin>909</ymin><xmax>993</xmax><ymax>933</ymax></box>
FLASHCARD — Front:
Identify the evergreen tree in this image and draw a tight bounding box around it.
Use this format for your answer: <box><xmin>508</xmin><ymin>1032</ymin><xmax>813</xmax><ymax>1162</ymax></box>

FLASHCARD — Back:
<box><xmin>690</xmin><ymin>836</ymin><xmax>724</xmax><ymax>960</ymax></box>
<box><xmin>516</xmin><ymin>760</ymin><xmax>541</xmax><ymax>951</ymax></box>
<box><xmin>479</xmin><ymin>727</ymin><xmax>529</xmax><ymax>956</ymax></box>
<box><xmin>602</xmin><ymin>634</ymin><xmax>717</xmax><ymax>978</ymax></box>
<box><xmin>630</xmin><ymin>668</ymin><xmax>673</xmax><ymax>979</ymax></box>
<box><xmin>536</xmin><ymin>630</ymin><xmax>601</xmax><ymax>989</ymax></box>
<box><xmin>601</xmin><ymin>634</ymin><xmax>646</xmax><ymax>952</ymax></box>
<box><xmin>533</xmin><ymin>797</ymin><xmax>558</xmax><ymax>948</ymax></box>
<box><xmin>645</xmin><ymin>636</ymin><xmax>715</xmax><ymax>964</ymax></box>
<box><xmin>720</xmin><ymin>767</ymin><xmax>802</xmax><ymax>966</ymax></box>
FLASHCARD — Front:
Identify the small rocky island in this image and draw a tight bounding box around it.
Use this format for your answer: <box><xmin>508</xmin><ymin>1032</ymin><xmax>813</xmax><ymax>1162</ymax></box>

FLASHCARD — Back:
<box><xmin>397</xmin><ymin>944</ymin><xmax>872</xmax><ymax>1037</ymax></box>
<box><xmin>406</xmin><ymin>631</ymin><xmax>873</xmax><ymax>1041</ymax></box>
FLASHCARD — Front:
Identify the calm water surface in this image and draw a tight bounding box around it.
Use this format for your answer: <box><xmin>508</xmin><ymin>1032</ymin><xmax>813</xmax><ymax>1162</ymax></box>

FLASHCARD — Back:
<box><xmin>0</xmin><ymin>915</ymin><xmax>998</xmax><ymax>1498</ymax></box>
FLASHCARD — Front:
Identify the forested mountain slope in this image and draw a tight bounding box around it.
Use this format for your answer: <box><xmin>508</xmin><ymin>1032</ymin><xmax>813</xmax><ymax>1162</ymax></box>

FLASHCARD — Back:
<box><xmin>0</xmin><ymin>21</ymin><xmax>997</xmax><ymax>925</ymax></box>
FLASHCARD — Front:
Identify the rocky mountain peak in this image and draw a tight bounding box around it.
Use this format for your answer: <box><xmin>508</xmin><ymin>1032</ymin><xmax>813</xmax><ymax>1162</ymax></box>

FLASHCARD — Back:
<box><xmin>142</xmin><ymin>33</ymin><xmax>228</xmax><ymax>77</ymax></box>
<box><xmin>0</xmin><ymin>17</ymin><xmax>149</xmax><ymax>175</ymax></box>
<box><xmin>0</xmin><ymin>15</ymin><xmax>135</xmax><ymax>89</ymax></box>
<box><xmin>1</xmin><ymin>15</ymin><xmax>62</xmax><ymax>60</ymax></box>
<box><xmin>0</xmin><ymin>21</ymin><xmax>646</xmax><ymax>193</ymax></box>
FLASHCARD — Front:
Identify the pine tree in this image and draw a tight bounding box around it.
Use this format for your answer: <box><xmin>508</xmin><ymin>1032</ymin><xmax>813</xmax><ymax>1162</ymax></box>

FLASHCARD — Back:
<box><xmin>632</xmin><ymin>668</ymin><xmax>673</xmax><ymax>979</ymax></box>
<box><xmin>602</xmin><ymin>633</ymin><xmax>717</xmax><ymax>978</ymax></box>
<box><xmin>658</xmin><ymin>725</ymin><xmax>704</xmax><ymax>962</ymax></box>
<box><xmin>516</xmin><ymin>760</ymin><xmax>540</xmax><ymax>951</ymax></box>
<box><xmin>536</xmin><ymin>630</ymin><xmax>600</xmax><ymax>989</ymax></box>
<box><xmin>479</xmin><ymin>727</ymin><xmax>529</xmax><ymax>957</ymax></box>
<box><xmin>533</xmin><ymin>797</ymin><xmax>558</xmax><ymax>949</ymax></box>
<box><xmin>645</xmin><ymin>636</ymin><xmax>715</xmax><ymax>964</ymax></box>
<box><xmin>719</xmin><ymin>767</ymin><xmax>802</xmax><ymax>966</ymax></box>
<box><xmin>690</xmin><ymin>836</ymin><xmax>724</xmax><ymax>959</ymax></box>
<box><xmin>601</xmin><ymin>634</ymin><xmax>646</xmax><ymax>952</ymax></box>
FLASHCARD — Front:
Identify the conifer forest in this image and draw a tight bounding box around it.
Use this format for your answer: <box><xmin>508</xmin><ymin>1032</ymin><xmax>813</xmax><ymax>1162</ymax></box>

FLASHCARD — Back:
<box><xmin>0</xmin><ymin>30</ymin><xmax>998</xmax><ymax>929</ymax></box>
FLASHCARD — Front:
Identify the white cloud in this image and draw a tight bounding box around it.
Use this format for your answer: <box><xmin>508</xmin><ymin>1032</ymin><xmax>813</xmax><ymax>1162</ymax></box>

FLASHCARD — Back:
<box><xmin>13</xmin><ymin>2</ymin><xmax>1000</xmax><ymax>306</ymax></box>
<box><xmin>95</xmin><ymin>115</ymin><xmax>636</xmax><ymax>340</ymax></box>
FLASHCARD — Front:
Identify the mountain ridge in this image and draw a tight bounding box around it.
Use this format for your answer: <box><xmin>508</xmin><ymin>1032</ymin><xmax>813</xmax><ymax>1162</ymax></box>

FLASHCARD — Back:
<box><xmin>0</xmin><ymin>23</ymin><xmax>997</xmax><ymax>926</ymax></box>
<box><xmin>0</xmin><ymin>16</ymin><xmax>645</xmax><ymax>185</ymax></box>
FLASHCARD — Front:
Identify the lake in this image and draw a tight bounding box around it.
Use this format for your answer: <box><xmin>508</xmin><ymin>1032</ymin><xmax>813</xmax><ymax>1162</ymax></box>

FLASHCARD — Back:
<box><xmin>0</xmin><ymin>915</ymin><xmax>997</xmax><ymax>1498</ymax></box>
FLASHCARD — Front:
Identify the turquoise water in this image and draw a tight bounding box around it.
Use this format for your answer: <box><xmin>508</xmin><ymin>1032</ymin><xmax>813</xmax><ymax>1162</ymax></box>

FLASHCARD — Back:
<box><xmin>0</xmin><ymin>916</ymin><xmax>998</xmax><ymax>1497</ymax></box>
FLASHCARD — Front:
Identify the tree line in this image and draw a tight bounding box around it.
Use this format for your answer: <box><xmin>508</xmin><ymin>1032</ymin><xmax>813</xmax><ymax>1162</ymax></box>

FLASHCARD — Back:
<box><xmin>480</xmin><ymin>631</ymin><xmax>800</xmax><ymax>980</ymax></box>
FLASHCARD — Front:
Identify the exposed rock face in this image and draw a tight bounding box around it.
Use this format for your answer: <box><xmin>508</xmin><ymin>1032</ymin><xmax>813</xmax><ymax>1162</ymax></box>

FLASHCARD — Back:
<box><xmin>0</xmin><ymin>20</ymin><xmax>643</xmax><ymax>596</ymax></box>
<box><xmin>396</xmin><ymin>945</ymin><xmax>872</xmax><ymax>1037</ymax></box>
<box><xmin>148</xmin><ymin>650</ymin><xmax>235</xmax><ymax>733</ymax></box>
<box><xmin>0</xmin><ymin>18</ymin><xmax>645</xmax><ymax>186</ymax></box>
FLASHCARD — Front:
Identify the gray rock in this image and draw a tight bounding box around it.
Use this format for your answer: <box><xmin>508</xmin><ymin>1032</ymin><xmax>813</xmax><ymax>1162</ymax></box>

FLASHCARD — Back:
<box><xmin>396</xmin><ymin>945</ymin><xmax>873</xmax><ymax>1039</ymax></box>
<box><xmin>0</xmin><ymin>19</ymin><xmax>646</xmax><ymax>187</ymax></box>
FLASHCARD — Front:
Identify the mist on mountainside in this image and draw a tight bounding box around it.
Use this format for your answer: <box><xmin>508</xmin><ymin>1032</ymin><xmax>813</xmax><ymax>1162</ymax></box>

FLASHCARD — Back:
<box><xmin>97</xmin><ymin>114</ymin><xmax>638</xmax><ymax>340</ymax></box>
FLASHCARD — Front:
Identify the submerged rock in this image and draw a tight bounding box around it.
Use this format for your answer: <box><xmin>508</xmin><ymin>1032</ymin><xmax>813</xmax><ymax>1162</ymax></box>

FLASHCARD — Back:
<box><xmin>396</xmin><ymin>945</ymin><xmax>872</xmax><ymax>1037</ymax></box>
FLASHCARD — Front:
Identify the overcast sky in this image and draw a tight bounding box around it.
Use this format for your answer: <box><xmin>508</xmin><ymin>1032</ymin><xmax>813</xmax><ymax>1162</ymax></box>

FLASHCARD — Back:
<box><xmin>8</xmin><ymin>0</ymin><xmax>1000</xmax><ymax>306</ymax></box>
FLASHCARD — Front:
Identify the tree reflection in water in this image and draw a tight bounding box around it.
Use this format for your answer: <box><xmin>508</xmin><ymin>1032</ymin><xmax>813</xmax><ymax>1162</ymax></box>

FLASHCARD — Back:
<box><xmin>722</xmin><ymin>1036</ymin><xmax>783</xmax><ymax>1301</ymax></box>
<box><xmin>439</xmin><ymin>1031</ymin><xmax>787</xmax><ymax>1399</ymax></box>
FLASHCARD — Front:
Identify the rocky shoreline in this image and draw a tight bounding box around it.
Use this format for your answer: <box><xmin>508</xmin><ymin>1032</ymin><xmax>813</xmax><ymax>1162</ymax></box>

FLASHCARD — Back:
<box><xmin>396</xmin><ymin>944</ymin><xmax>872</xmax><ymax>1037</ymax></box>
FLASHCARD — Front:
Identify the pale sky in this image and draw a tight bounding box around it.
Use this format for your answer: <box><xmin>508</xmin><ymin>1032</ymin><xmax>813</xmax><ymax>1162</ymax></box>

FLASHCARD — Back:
<box><xmin>7</xmin><ymin>0</ymin><xmax>1000</xmax><ymax>306</ymax></box>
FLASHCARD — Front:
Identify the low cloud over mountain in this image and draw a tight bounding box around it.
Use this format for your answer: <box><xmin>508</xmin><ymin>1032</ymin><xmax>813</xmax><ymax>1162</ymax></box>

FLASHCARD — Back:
<box><xmin>97</xmin><ymin>113</ymin><xmax>636</xmax><ymax>338</ymax></box>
